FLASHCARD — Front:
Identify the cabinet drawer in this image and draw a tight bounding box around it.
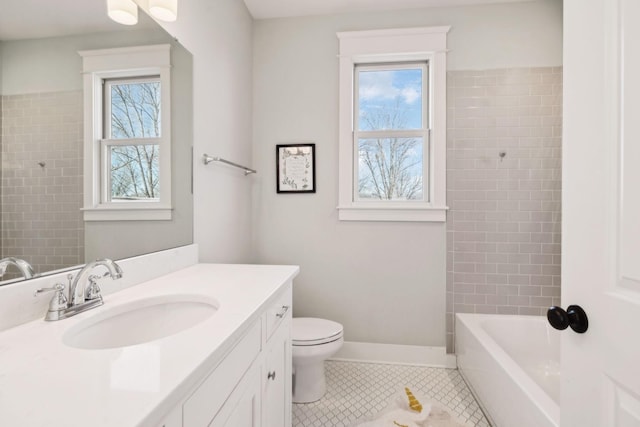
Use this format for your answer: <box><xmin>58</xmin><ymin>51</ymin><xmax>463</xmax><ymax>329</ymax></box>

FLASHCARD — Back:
<box><xmin>265</xmin><ymin>284</ymin><xmax>292</xmax><ymax>339</ymax></box>
<box><xmin>183</xmin><ymin>321</ymin><xmax>261</xmax><ymax>427</ymax></box>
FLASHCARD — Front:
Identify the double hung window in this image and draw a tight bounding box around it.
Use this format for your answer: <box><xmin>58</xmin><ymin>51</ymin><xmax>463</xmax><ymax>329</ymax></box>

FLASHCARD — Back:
<box><xmin>103</xmin><ymin>77</ymin><xmax>161</xmax><ymax>202</ymax></box>
<box><xmin>337</xmin><ymin>27</ymin><xmax>449</xmax><ymax>222</ymax></box>
<box><xmin>80</xmin><ymin>45</ymin><xmax>172</xmax><ymax>221</ymax></box>
<box><xmin>354</xmin><ymin>62</ymin><xmax>428</xmax><ymax>202</ymax></box>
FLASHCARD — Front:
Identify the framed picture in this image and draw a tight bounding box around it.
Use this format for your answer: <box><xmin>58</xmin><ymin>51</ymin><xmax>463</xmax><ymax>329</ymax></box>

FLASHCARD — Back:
<box><xmin>276</xmin><ymin>143</ymin><xmax>316</xmax><ymax>193</ymax></box>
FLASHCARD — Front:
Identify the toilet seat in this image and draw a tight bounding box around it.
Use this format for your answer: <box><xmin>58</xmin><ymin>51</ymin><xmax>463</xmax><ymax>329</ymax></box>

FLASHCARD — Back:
<box><xmin>292</xmin><ymin>318</ymin><xmax>343</xmax><ymax>346</ymax></box>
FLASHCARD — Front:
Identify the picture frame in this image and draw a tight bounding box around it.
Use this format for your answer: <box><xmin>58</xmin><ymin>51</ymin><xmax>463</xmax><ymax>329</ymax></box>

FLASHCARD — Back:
<box><xmin>276</xmin><ymin>143</ymin><xmax>316</xmax><ymax>193</ymax></box>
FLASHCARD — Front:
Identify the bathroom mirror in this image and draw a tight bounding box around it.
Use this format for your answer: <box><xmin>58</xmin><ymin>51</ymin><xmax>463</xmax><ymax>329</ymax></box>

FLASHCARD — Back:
<box><xmin>0</xmin><ymin>2</ymin><xmax>193</xmax><ymax>285</ymax></box>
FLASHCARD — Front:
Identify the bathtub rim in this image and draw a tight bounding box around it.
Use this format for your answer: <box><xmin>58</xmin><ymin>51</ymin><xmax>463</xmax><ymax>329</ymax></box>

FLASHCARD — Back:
<box><xmin>455</xmin><ymin>313</ymin><xmax>560</xmax><ymax>427</ymax></box>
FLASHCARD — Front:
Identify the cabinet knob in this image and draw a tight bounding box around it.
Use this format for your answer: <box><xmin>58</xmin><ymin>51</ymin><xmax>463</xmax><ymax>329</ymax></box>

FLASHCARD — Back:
<box><xmin>275</xmin><ymin>305</ymin><xmax>289</xmax><ymax>318</ymax></box>
<box><xmin>267</xmin><ymin>371</ymin><xmax>276</xmax><ymax>380</ymax></box>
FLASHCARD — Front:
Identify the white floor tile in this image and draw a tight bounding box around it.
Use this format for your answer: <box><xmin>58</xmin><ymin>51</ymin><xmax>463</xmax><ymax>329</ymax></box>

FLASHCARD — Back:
<box><xmin>293</xmin><ymin>361</ymin><xmax>490</xmax><ymax>427</ymax></box>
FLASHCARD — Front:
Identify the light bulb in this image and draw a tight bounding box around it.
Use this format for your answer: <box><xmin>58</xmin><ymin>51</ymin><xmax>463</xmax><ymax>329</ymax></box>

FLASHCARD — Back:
<box><xmin>107</xmin><ymin>0</ymin><xmax>138</xmax><ymax>26</ymax></box>
<box><xmin>149</xmin><ymin>0</ymin><xmax>178</xmax><ymax>22</ymax></box>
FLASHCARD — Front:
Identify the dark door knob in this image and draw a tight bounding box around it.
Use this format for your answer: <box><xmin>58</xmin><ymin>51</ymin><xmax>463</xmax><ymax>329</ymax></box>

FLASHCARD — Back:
<box><xmin>547</xmin><ymin>305</ymin><xmax>589</xmax><ymax>333</ymax></box>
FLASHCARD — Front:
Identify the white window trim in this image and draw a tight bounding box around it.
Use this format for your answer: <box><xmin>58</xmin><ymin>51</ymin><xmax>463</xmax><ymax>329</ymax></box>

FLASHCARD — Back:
<box><xmin>337</xmin><ymin>27</ymin><xmax>450</xmax><ymax>222</ymax></box>
<box><xmin>79</xmin><ymin>44</ymin><xmax>172</xmax><ymax>221</ymax></box>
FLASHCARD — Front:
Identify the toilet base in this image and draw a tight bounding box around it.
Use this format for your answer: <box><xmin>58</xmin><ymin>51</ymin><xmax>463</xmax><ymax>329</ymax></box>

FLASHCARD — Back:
<box><xmin>292</xmin><ymin>362</ymin><xmax>326</xmax><ymax>403</ymax></box>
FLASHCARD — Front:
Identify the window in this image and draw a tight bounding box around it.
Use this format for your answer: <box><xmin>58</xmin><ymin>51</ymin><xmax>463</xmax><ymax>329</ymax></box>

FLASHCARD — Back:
<box><xmin>104</xmin><ymin>77</ymin><xmax>161</xmax><ymax>202</ymax></box>
<box><xmin>80</xmin><ymin>45</ymin><xmax>172</xmax><ymax>221</ymax></box>
<box><xmin>337</xmin><ymin>27</ymin><xmax>449</xmax><ymax>222</ymax></box>
<box><xmin>355</xmin><ymin>62</ymin><xmax>428</xmax><ymax>201</ymax></box>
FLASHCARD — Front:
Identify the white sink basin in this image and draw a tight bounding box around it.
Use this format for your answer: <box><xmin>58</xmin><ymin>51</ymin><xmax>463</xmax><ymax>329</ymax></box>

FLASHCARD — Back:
<box><xmin>63</xmin><ymin>294</ymin><xmax>219</xmax><ymax>350</ymax></box>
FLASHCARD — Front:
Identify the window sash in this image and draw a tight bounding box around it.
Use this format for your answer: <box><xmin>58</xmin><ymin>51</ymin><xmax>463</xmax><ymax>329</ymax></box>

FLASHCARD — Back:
<box><xmin>103</xmin><ymin>76</ymin><xmax>161</xmax><ymax>140</ymax></box>
<box><xmin>100</xmin><ymin>138</ymin><xmax>161</xmax><ymax>203</ymax></box>
<box><xmin>354</xmin><ymin>61</ymin><xmax>429</xmax><ymax>131</ymax></box>
<box><xmin>354</xmin><ymin>132</ymin><xmax>430</xmax><ymax>203</ymax></box>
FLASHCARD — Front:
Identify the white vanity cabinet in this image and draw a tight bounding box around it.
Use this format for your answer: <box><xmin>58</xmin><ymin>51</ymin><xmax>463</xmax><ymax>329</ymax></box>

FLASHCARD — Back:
<box><xmin>165</xmin><ymin>282</ymin><xmax>293</xmax><ymax>427</ymax></box>
<box><xmin>0</xmin><ymin>262</ymin><xmax>300</xmax><ymax>427</ymax></box>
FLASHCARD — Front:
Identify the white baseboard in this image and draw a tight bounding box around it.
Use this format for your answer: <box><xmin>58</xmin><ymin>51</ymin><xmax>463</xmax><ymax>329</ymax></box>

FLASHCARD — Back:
<box><xmin>331</xmin><ymin>341</ymin><xmax>457</xmax><ymax>369</ymax></box>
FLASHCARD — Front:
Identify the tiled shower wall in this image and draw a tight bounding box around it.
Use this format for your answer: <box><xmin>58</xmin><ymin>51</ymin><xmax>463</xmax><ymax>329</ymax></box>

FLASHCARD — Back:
<box><xmin>0</xmin><ymin>91</ymin><xmax>84</xmax><ymax>277</ymax></box>
<box><xmin>446</xmin><ymin>67</ymin><xmax>563</xmax><ymax>351</ymax></box>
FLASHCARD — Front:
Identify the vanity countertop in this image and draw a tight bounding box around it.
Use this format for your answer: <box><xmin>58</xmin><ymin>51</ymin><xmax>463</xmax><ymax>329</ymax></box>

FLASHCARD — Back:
<box><xmin>0</xmin><ymin>263</ymin><xmax>299</xmax><ymax>427</ymax></box>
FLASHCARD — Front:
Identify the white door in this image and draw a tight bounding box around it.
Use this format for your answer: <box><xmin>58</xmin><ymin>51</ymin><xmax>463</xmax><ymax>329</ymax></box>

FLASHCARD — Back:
<box><xmin>563</xmin><ymin>0</ymin><xmax>640</xmax><ymax>425</ymax></box>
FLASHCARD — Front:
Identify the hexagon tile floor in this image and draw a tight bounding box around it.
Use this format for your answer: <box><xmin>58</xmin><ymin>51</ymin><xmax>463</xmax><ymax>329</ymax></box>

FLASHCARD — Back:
<box><xmin>292</xmin><ymin>361</ymin><xmax>491</xmax><ymax>427</ymax></box>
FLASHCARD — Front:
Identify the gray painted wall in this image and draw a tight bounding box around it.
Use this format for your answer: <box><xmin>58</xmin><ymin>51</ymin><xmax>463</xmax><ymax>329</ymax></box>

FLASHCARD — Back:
<box><xmin>142</xmin><ymin>0</ymin><xmax>255</xmax><ymax>264</ymax></box>
<box><xmin>1</xmin><ymin>29</ymin><xmax>169</xmax><ymax>95</ymax></box>
<box><xmin>251</xmin><ymin>0</ymin><xmax>562</xmax><ymax>347</ymax></box>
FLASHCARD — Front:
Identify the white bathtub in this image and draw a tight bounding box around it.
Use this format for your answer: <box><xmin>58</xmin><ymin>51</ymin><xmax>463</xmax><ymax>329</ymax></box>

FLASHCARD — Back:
<box><xmin>455</xmin><ymin>313</ymin><xmax>560</xmax><ymax>427</ymax></box>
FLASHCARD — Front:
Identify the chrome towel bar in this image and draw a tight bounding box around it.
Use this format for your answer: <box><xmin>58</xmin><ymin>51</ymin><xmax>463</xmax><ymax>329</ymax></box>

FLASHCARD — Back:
<box><xmin>202</xmin><ymin>154</ymin><xmax>256</xmax><ymax>176</ymax></box>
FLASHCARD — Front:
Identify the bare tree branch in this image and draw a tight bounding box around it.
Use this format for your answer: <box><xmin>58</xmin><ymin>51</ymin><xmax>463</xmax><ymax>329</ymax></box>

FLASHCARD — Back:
<box><xmin>358</xmin><ymin>102</ymin><xmax>423</xmax><ymax>200</ymax></box>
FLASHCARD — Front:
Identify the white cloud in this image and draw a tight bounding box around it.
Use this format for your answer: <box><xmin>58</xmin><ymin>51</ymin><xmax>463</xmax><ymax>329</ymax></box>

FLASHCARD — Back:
<box><xmin>359</xmin><ymin>70</ymin><xmax>421</xmax><ymax>105</ymax></box>
<box><xmin>401</xmin><ymin>87</ymin><xmax>420</xmax><ymax>104</ymax></box>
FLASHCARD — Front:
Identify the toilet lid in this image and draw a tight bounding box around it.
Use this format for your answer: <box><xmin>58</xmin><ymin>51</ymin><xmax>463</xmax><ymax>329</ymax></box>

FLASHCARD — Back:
<box><xmin>292</xmin><ymin>318</ymin><xmax>343</xmax><ymax>346</ymax></box>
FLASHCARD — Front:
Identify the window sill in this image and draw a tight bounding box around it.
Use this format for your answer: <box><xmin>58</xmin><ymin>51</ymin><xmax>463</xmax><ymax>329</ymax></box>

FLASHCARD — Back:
<box><xmin>337</xmin><ymin>205</ymin><xmax>448</xmax><ymax>222</ymax></box>
<box><xmin>82</xmin><ymin>204</ymin><xmax>173</xmax><ymax>221</ymax></box>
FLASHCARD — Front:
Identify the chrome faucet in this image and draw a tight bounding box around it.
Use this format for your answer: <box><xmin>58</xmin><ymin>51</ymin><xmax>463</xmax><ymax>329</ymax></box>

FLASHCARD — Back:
<box><xmin>69</xmin><ymin>258</ymin><xmax>123</xmax><ymax>306</ymax></box>
<box><xmin>0</xmin><ymin>257</ymin><xmax>35</xmax><ymax>279</ymax></box>
<box><xmin>35</xmin><ymin>258</ymin><xmax>123</xmax><ymax>321</ymax></box>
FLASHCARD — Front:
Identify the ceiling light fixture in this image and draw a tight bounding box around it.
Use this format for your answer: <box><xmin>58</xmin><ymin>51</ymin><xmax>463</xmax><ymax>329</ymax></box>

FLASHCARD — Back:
<box><xmin>107</xmin><ymin>0</ymin><xmax>139</xmax><ymax>25</ymax></box>
<box><xmin>149</xmin><ymin>0</ymin><xmax>178</xmax><ymax>22</ymax></box>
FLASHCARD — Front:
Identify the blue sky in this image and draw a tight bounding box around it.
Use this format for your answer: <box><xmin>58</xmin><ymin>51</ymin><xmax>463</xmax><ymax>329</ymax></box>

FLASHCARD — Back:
<box><xmin>357</xmin><ymin>67</ymin><xmax>423</xmax><ymax>131</ymax></box>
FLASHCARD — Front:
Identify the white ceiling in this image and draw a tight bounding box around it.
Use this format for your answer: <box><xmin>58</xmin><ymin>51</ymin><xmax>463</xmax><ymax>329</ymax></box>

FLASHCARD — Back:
<box><xmin>242</xmin><ymin>0</ymin><xmax>536</xmax><ymax>20</ymax></box>
<box><xmin>0</xmin><ymin>0</ymin><xmax>157</xmax><ymax>41</ymax></box>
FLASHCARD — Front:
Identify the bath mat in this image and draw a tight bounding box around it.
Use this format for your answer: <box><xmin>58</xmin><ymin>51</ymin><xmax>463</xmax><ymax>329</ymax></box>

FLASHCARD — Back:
<box><xmin>350</xmin><ymin>388</ymin><xmax>470</xmax><ymax>427</ymax></box>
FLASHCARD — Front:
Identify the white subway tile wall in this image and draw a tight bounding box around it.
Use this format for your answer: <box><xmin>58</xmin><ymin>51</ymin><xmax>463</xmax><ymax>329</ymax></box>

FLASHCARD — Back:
<box><xmin>446</xmin><ymin>67</ymin><xmax>563</xmax><ymax>352</ymax></box>
<box><xmin>0</xmin><ymin>91</ymin><xmax>84</xmax><ymax>278</ymax></box>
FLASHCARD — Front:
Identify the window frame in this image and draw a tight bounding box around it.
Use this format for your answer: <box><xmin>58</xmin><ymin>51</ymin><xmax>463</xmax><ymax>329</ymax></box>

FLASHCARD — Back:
<box><xmin>353</xmin><ymin>61</ymin><xmax>430</xmax><ymax>203</ymax></box>
<box><xmin>337</xmin><ymin>27</ymin><xmax>449</xmax><ymax>222</ymax></box>
<box><xmin>79</xmin><ymin>45</ymin><xmax>172</xmax><ymax>221</ymax></box>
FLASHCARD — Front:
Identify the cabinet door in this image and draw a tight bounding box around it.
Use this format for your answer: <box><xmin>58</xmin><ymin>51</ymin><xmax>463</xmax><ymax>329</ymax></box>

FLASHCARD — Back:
<box><xmin>264</xmin><ymin>318</ymin><xmax>292</xmax><ymax>427</ymax></box>
<box><xmin>210</xmin><ymin>363</ymin><xmax>261</xmax><ymax>427</ymax></box>
<box><xmin>183</xmin><ymin>322</ymin><xmax>261</xmax><ymax>427</ymax></box>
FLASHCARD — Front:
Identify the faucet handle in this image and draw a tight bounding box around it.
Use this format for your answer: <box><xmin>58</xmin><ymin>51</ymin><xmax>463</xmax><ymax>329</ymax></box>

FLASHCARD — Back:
<box><xmin>34</xmin><ymin>282</ymin><xmax>64</xmax><ymax>296</ymax></box>
<box><xmin>34</xmin><ymin>283</ymin><xmax>68</xmax><ymax>312</ymax></box>
<box><xmin>85</xmin><ymin>275</ymin><xmax>103</xmax><ymax>301</ymax></box>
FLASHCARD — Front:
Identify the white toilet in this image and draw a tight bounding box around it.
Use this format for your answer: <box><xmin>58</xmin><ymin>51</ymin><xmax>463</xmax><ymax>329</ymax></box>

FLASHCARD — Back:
<box><xmin>292</xmin><ymin>317</ymin><xmax>344</xmax><ymax>403</ymax></box>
